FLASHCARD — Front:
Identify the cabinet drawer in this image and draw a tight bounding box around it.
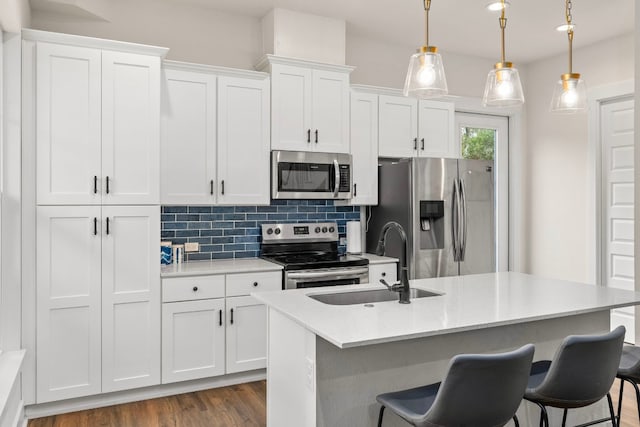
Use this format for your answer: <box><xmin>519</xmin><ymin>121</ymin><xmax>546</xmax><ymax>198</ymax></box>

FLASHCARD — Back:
<box><xmin>162</xmin><ymin>275</ymin><xmax>225</xmax><ymax>302</ymax></box>
<box><xmin>368</xmin><ymin>263</ymin><xmax>398</xmax><ymax>286</ymax></box>
<box><xmin>226</xmin><ymin>271</ymin><xmax>282</xmax><ymax>297</ymax></box>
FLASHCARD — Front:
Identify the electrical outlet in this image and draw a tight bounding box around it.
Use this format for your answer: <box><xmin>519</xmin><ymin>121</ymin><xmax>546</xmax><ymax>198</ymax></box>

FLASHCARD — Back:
<box><xmin>339</xmin><ymin>237</ymin><xmax>346</xmax><ymax>245</ymax></box>
<box><xmin>305</xmin><ymin>357</ymin><xmax>315</xmax><ymax>390</ymax></box>
<box><xmin>184</xmin><ymin>242</ymin><xmax>199</xmax><ymax>253</ymax></box>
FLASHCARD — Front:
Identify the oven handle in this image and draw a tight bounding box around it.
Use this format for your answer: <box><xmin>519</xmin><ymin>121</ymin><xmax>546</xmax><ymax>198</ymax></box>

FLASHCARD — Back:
<box><xmin>287</xmin><ymin>267</ymin><xmax>369</xmax><ymax>280</ymax></box>
<box><xmin>333</xmin><ymin>159</ymin><xmax>340</xmax><ymax>198</ymax></box>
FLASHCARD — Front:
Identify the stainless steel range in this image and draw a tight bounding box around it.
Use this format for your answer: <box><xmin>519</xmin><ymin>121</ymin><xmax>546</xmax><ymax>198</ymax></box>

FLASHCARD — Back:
<box><xmin>260</xmin><ymin>222</ymin><xmax>369</xmax><ymax>290</ymax></box>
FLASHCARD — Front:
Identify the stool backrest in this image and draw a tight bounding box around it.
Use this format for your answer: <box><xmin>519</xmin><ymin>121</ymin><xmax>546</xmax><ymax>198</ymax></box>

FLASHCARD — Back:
<box><xmin>532</xmin><ymin>325</ymin><xmax>625</xmax><ymax>406</ymax></box>
<box><xmin>420</xmin><ymin>344</ymin><xmax>535</xmax><ymax>427</ymax></box>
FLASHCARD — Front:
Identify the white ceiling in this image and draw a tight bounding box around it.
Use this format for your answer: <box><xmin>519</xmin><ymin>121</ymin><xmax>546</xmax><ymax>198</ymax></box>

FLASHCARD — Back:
<box><xmin>164</xmin><ymin>0</ymin><xmax>634</xmax><ymax>64</ymax></box>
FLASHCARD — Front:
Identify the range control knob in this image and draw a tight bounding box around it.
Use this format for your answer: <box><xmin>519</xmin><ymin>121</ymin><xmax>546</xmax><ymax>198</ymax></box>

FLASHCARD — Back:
<box><xmin>274</xmin><ymin>228</ymin><xmax>281</xmax><ymax>235</ymax></box>
<box><xmin>328</xmin><ymin>226</ymin><xmax>335</xmax><ymax>233</ymax></box>
<box><xmin>322</xmin><ymin>227</ymin><xmax>328</xmax><ymax>233</ymax></box>
<box><xmin>266</xmin><ymin>228</ymin><xmax>273</xmax><ymax>235</ymax></box>
<box><xmin>315</xmin><ymin>227</ymin><xmax>321</xmax><ymax>233</ymax></box>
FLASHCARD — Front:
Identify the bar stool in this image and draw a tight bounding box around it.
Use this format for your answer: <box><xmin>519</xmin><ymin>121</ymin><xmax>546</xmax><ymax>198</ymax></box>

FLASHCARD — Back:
<box><xmin>375</xmin><ymin>344</ymin><xmax>535</xmax><ymax>427</ymax></box>
<box><xmin>615</xmin><ymin>344</ymin><xmax>640</xmax><ymax>424</ymax></box>
<box><xmin>523</xmin><ymin>325</ymin><xmax>625</xmax><ymax>427</ymax></box>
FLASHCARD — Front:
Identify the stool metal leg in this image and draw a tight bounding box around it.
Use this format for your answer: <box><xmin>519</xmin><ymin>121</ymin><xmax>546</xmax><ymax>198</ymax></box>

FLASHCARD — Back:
<box><xmin>377</xmin><ymin>406</ymin><xmax>385</xmax><ymax>427</ymax></box>
<box><xmin>562</xmin><ymin>408</ymin><xmax>568</xmax><ymax>427</ymax></box>
<box><xmin>512</xmin><ymin>415</ymin><xmax>520</xmax><ymax>427</ymax></box>
<box><xmin>617</xmin><ymin>377</ymin><xmax>625</xmax><ymax>426</ymax></box>
<box><xmin>631</xmin><ymin>379</ymin><xmax>640</xmax><ymax>423</ymax></box>
<box><xmin>606</xmin><ymin>392</ymin><xmax>617</xmax><ymax>427</ymax></box>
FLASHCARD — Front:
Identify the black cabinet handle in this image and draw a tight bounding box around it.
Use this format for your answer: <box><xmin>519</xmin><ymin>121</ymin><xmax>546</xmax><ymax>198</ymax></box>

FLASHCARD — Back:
<box><xmin>106</xmin><ymin>217</ymin><xmax>110</xmax><ymax>235</ymax></box>
<box><xmin>93</xmin><ymin>217</ymin><xmax>97</xmax><ymax>235</ymax></box>
<box><xmin>413</xmin><ymin>138</ymin><xmax>418</xmax><ymax>150</ymax></box>
<box><xmin>210</xmin><ymin>180</ymin><xmax>214</xmax><ymax>195</ymax></box>
<box><xmin>221</xmin><ymin>180</ymin><xmax>225</xmax><ymax>195</ymax></box>
<box><xmin>230</xmin><ymin>308</ymin><xmax>234</xmax><ymax>325</ymax></box>
<box><xmin>354</xmin><ymin>183</ymin><xmax>357</xmax><ymax>197</ymax></box>
<box><xmin>253</xmin><ymin>282</ymin><xmax>258</xmax><ymax>287</ymax></box>
<box><xmin>307</xmin><ymin>129</ymin><xmax>311</xmax><ymax>143</ymax></box>
<box><xmin>106</xmin><ymin>176</ymin><xmax>110</xmax><ymax>194</ymax></box>
<box><xmin>315</xmin><ymin>129</ymin><xmax>318</xmax><ymax>143</ymax></box>
<box><xmin>93</xmin><ymin>176</ymin><xmax>98</xmax><ymax>194</ymax></box>
<box><xmin>421</xmin><ymin>138</ymin><xmax>425</xmax><ymax>150</ymax></box>
<box><xmin>219</xmin><ymin>310</ymin><xmax>222</xmax><ymax>326</ymax></box>
<box><xmin>192</xmin><ymin>286</ymin><xmax>198</xmax><ymax>292</ymax></box>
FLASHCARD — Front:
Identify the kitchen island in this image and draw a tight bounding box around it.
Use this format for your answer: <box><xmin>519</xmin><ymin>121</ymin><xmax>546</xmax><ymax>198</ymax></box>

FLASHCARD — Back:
<box><xmin>252</xmin><ymin>272</ymin><xmax>640</xmax><ymax>427</ymax></box>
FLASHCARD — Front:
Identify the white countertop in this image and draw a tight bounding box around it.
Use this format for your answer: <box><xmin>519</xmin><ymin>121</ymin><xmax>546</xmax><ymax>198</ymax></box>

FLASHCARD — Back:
<box><xmin>161</xmin><ymin>258</ymin><xmax>282</xmax><ymax>277</ymax></box>
<box><xmin>356</xmin><ymin>253</ymin><xmax>398</xmax><ymax>264</ymax></box>
<box><xmin>252</xmin><ymin>272</ymin><xmax>640</xmax><ymax>349</ymax></box>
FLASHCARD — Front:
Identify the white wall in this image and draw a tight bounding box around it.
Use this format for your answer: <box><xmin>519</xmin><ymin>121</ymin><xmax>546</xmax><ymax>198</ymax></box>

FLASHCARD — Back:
<box><xmin>0</xmin><ymin>0</ymin><xmax>30</xmax><ymax>32</ymax></box>
<box><xmin>522</xmin><ymin>34</ymin><xmax>635</xmax><ymax>282</ymax></box>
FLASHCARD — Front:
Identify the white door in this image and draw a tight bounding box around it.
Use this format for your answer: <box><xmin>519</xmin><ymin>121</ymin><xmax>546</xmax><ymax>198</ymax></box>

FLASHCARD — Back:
<box><xmin>162</xmin><ymin>299</ymin><xmax>226</xmax><ymax>383</ymax></box>
<box><xmin>101</xmin><ymin>206</ymin><xmax>160</xmax><ymax>392</ymax></box>
<box><xmin>36</xmin><ymin>206</ymin><xmax>102</xmax><ymax>403</ymax></box>
<box><xmin>378</xmin><ymin>95</ymin><xmax>418</xmax><ymax>158</ymax></box>
<box><xmin>418</xmin><ymin>100</ymin><xmax>455</xmax><ymax>158</ymax></box>
<box><xmin>226</xmin><ymin>295</ymin><xmax>268</xmax><ymax>374</ymax></box>
<box><xmin>217</xmin><ymin>76</ymin><xmax>270</xmax><ymax>205</ymax></box>
<box><xmin>271</xmin><ymin>64</ymin><xmax>312</xmax><ymax>151</ymax></box>
<box><xmin>312</xmin><ymin>70</ymin><xmax>350</xmax><ymax>154</ymax></box>
<box><xmin>161</xmin><ymin>69</ymin><xmax>217</xmax><ymax>205</ymax></box>
<box><xmin>102</xmin><ymin>51</ymin><xmax>160</xmax><ymax>205</ymax></box>
<box><xmin>36</xmin><ymin>42</ymin><xmax>101</xmax><ymax>205</ymax></box>
<box><xmin>455</xmin><ymin>113</ymin><xmax>509</xmax><ymax>272</ymax></box>
<box><xmin>349</xmin><ymin>91</ymin><xmax>378</xmax><ymax>205</ymax></box>
<box><xmin>601</xmin><ymin>97</ymin><xmax>635</xmax><ymax>342</ymax></box>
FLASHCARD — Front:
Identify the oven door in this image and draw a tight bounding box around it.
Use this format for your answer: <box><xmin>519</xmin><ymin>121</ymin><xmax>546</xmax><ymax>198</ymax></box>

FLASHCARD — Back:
<box><xmin>285</xmin><ymin>267</ymin><xmax>369</xmax><ymax>290</ymax></box>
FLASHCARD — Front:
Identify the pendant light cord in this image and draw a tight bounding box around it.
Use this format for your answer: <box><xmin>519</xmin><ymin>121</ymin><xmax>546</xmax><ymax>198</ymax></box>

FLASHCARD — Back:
<box><xmin>566</xmin><ymin>0</ymin><xmax>573</xmax><ymax>74</ymax></box>
<box><xmin>499</xmin><ymin>0</ymin><xmax>507</xmax><ymax>64</ymax></box>
<box><xmin>423</xmin><ymin>0</ymin><xmax>431</xmax><ymax>47</ymax></box>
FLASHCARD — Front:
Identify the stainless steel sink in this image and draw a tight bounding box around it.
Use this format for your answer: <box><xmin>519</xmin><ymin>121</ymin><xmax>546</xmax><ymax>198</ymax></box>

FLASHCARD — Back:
<box><xmin>308</xmin><ymin>288</ymin><xmax>442</xmax><ymax>305</ymax></box>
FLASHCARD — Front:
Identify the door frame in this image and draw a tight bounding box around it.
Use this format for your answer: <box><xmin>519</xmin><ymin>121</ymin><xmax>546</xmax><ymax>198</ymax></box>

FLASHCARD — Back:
<box><xmin>587</xmin><ymin>80</ymin><xmax>634</xmax><ymax>287</ymax></box>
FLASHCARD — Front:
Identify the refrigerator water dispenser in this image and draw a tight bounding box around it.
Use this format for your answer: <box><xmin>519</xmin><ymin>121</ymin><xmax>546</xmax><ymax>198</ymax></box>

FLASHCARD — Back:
<box><xmin>419</xmin><ymin>201</ymin><xmax>444</xmax><ymax>249</ymax></box>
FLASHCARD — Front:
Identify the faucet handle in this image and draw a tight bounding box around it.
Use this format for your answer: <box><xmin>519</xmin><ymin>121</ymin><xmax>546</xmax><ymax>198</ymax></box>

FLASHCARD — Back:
<box><xmin>380</xmin><ymin>279</ymin><xmax>402</xmax><ymax>292</ymax></box>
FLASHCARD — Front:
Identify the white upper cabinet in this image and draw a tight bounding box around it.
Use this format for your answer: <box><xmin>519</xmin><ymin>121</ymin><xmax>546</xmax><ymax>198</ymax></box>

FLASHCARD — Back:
<box><xmin>35</xmin><ymin>39</ymin><xmax>164</xmax><ymax>206</ymax></box>
<box><xmin>349</xmin><ymin>90</ymin><xmax>379</xmax><ymax>206</ymax></box>
<box><xmin>217</xmin><ymin>75</ymin><xmax>270</xmax><ymax>205</ymax></box>
<box><xmin>160</xmin><ymin>62</ymin><xmax>270</xmax><ymax>205</ymax></box>
<box><xmin>161</xmin><ymin>69</ymin><xmax>217</xmax><ymax>205</ymax></box>
<box><xmin>259</xmin><ymin>55</ymin><xmax>353</xmax><ymax>154</ymax></box>
<box><xmin>379</xmin><ymin>94</ymin><xmax>455</xmax><ymax>159</ymax></box>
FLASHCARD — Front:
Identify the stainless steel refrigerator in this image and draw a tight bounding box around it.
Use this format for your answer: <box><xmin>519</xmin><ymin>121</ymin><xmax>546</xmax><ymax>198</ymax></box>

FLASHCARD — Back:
<box><xmin>366</xmin><ymin>158</ymin><xmax>495</xmax><ymax>278</ymax></box>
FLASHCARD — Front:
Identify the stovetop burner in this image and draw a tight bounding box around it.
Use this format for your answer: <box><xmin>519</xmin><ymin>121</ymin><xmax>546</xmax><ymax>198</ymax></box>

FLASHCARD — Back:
<box><xmin>262</xmin><ymin>251</ymin><xmax>368</xmax><ymax>271</ymax></box>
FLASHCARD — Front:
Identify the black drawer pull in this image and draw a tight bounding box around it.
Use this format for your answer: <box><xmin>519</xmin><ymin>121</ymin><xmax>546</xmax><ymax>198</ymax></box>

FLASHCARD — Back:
<box><xmin>93</xmin><ymin>217</ymin><xmax>97</xmax><ymax>235</ymax></box>
<box><xmin>230</xmin><ymin>308</ymin><xmax>234</xmax><ymax>325</ymax></box>
<box><xmin>192</xmin><ymin>286</ymin><xmax>198</xmax><ymax>292</ymax></box>
<box><xmin>106</xmin><ymin>176</ymin><xmax>110</xmax><ymax>194</ymax></box>
<box><xmin>93</xmin><ymin>176</ymin><xmax>98</xmax><ymax>194</ymax></box>
<box><xmin>381</xmin><ymin>272</ymin><xmax>386</xmax><ymax>277</ymax></box>
<box><xmin>219</xmin><ymin>310</ymin><xmax>222</xmax><ymax>326</ymax></box>
<box><xmin>253</xmin><ymin>282</ymin><xmax>258</xmax><ymax>287</ymax></box>
<box><xmin>106</xmin><ymin>217</ymin><xmax>110</xmax><ymax>235</ymax></box>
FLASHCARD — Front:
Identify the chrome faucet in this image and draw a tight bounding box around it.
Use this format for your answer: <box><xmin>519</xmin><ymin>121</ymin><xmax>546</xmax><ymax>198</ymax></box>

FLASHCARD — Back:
<box><xmin>375</xmin><ymin>221</ymin><xmax>411</xmax><ymax>304</ymax></box>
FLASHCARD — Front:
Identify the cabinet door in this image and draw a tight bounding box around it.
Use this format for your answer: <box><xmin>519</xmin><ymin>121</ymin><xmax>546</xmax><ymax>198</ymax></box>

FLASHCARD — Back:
<box><xmin>418</xmin><ymin>100</ymin><xmax>455</xmax><ymax>158</ymax></box>
<box><xmin>162</xmin><ymin>299</ymin><xmax>226</xmax><ymax>384</ymax></box>
<box><xmin>36</xmin><ymin>206</ymin><xmax>102</xmax><ymax>403</ymax></box>
<box><xmin>36</xmin><ymin>43</ymin><xmax>101</xmax><ymax>205</ymax></box>
<box><xmin>270</xmin><ymin>64</ymin><xmax>313</xmax><ymax>151</ymax></box>
<box><xmin>378</xmin><ymin>95</ymin><xmax>418</xmax><ymax>158</ymax></box>
<box><xmin>161</xmin><ymin>69</ymin><xmax>217</xmax><ymax>205</ymax></box>
<box><xmin>101</xmin><ymin>206</ymin><xmax>160</xmax><ymax>392</ymax></box>
<box><xmin>102</xmin><ymin>52</ymin><xmax>160</xmax><ymax>205</ymax></box>
<box><xmin>312</xmin><ymin>70</ymin><xmax>350</xmax><ymax>154</ymax></box>
<box><xmin>226</xmin><ymin>295</ymin><xmax>267</xmax><ymax>374</ymax></box>
<box><xmin>350</xmin><ymin>92</ymin><xmax>379</xmax><ymax>205</ymax></box>
<box><xmin>217</xmin><ymin>76</ymin><xmax>270</xmax><ymax>205</ymax></box>
<box><xmin>368</xmin><ymin>262</ymin><xmax>398</xmax><ymax>286</ymax></box>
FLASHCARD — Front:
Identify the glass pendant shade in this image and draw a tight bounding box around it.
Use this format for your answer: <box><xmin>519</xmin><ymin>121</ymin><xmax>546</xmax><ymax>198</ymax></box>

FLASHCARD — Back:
<box><xmin>403</xmin><ymin>47</ymin><xmax>448</xmax><ymax>99</ymax></box>
<box><xmin>482</xmin><ymin>63</ymin><xmax>524</xmax><ymax>107</ymax></box>
<box><xmin>550</xmin><ymin>73</ymin><xmax>587</xmax><ymax>113</ymax></box>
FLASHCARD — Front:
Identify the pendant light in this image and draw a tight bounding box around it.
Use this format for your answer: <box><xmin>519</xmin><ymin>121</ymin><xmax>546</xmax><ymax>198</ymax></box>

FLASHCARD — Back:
<box><xmin>482</xmin><ymin>0</ymin><xmax>524</xmax><ymax>107</ymax></box>
<box><xmin>403</xmin><ymin>0</ymin><xmax>448</xmax><ymax>99</ymax></box>
<box><xmin>550</xmin><ymin>0</ymin><xmax>587</xmax><ymax>113</ymax></box>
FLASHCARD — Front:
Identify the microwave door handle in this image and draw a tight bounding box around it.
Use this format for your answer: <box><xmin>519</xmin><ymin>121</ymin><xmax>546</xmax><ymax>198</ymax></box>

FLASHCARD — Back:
<box><xmin>333</xmin><ymin>159</ymin><xmax>340</xmax><ymax>197</ymax></box>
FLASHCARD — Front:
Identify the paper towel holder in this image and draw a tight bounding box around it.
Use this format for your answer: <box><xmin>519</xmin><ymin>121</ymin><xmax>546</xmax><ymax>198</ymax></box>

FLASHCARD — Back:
<box><xmin>346</xmin><ymin>221</ymin><xmax>362</xmax><ymax>254</ymax></box>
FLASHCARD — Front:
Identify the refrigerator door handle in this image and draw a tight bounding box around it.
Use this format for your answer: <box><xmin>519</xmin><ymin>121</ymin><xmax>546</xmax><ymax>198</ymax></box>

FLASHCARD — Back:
<box><xmin>451</xmin><ymin>178</ymin><xmax>460</xmax><ymax>262</ymax></box>
<box><xmin>459</xmin><ymin>178</ymin><xmax>468</xmax><ymax>261</ymax></box>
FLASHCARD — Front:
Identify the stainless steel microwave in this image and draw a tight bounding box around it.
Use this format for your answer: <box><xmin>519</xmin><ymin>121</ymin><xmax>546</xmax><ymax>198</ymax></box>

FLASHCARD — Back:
<box><xmin>272</xmin><ymin>151</ymin><xmax>352</xmax><ymax>200</ymax></box>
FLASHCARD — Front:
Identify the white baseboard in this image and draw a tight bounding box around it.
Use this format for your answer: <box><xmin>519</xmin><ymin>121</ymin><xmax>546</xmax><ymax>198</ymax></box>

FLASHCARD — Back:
<box><xmin>25</xmin><ymin>369</ymin><xmax>266</xmax><ymax>420</ymax></box>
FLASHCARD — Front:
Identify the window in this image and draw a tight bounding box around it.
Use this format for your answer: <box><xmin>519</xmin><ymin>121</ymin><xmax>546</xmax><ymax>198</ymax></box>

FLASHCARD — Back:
<box><xmin>460</xmin><ymin>127</ymin><xmax>496</xmax><ymax>160</ymax></box>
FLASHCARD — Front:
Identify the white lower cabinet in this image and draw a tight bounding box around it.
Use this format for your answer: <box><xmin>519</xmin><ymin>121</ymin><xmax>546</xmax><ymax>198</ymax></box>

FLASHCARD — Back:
<box><xmin>368</xmin><ymin>262</ymin><xmax>398</xmax><ymax>286</ymax></box>
<box><xmin>161</xmin><ymin>270</ymin><xmax>281</xmax><ymax>384</ymax></box>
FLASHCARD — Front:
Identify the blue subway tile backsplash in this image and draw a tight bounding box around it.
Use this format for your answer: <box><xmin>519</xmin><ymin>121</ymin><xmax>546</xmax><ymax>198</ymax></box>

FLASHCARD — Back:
<box><xmin>161</xmin><ymin>200</ymin><xmax>360</xmax><ymax>262</ymax></box>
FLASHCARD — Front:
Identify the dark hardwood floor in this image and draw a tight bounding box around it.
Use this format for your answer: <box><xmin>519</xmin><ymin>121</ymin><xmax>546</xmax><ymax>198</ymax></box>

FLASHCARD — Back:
<box><xmin>28</xmin><ymin>381</ymin><xmax>266</xmax><ymax>427</ymax></box>
<box><xmin>27</xmin><ymin>378</ymin><xmax>640</xmax><ymax>427</ymax></box>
